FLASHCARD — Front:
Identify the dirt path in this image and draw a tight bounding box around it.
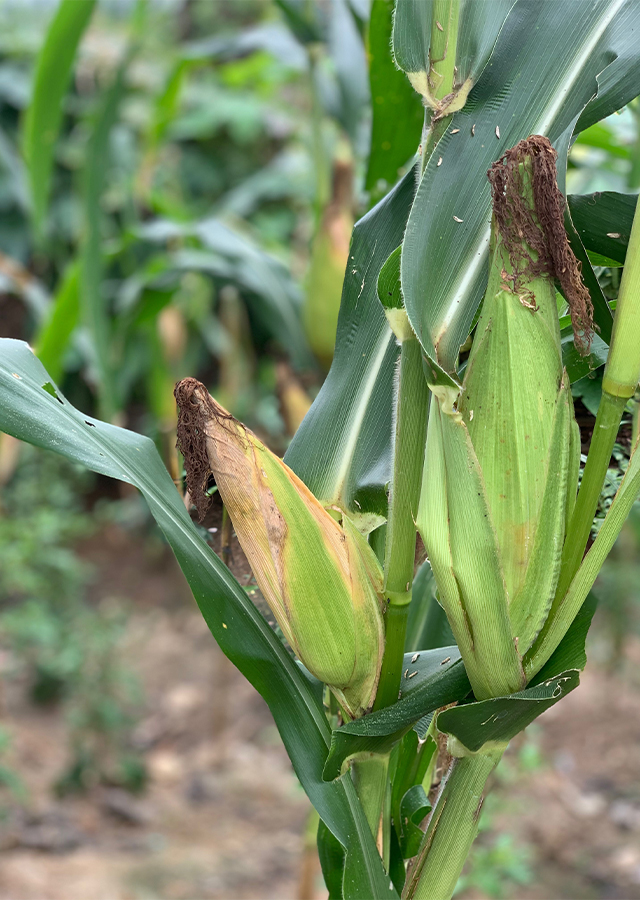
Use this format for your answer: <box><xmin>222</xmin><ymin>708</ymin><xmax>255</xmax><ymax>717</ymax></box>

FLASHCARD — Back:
<box><xmin>1</xmin><ymin>525</ymin><xmax>639</xmax><ymax>900</ymax></box>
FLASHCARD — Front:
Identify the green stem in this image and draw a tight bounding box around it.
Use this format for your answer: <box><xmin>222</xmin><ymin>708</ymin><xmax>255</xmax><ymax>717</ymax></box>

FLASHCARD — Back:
<box><xmin>552</xmin><ymin>390</ymin><xmax>627</xmax><ymax>605</ymax></box>
<box><xmin>526</xmin><ymin>180</ymin><xmax>640</xmax><ymax>677</ymax></box>
<box><xmin>430</xmin><ymin>0</ymin><xmax>461</xmax><ymax>103</ymax></box>
<box><xmin>373</xmin><ymin>338</ymin><xmax>429</xmax><ymax>711</ymax></box>
<box><xmin>547</xmin><ymin>181</ymin><xmax>640</xmax><ymax>609</ymax></box>
<box><xmin>404</xmin><ymin>750</ymin><xmax>503</xmax><ymax>900</ymax></box>
<box><xmin>602</xmin><ymin>182</ymin><xmax>640</xmax><ymax>399</ymax></box>
<box><xmin>420</xmin><ymin>0</ymin><xmax>461</xmax><ymax>176</ymax></box>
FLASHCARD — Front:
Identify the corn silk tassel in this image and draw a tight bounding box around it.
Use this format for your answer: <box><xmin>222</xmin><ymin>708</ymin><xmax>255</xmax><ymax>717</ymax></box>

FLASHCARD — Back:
<box><xmin>417</xmin><ymin>135</ymin><xmax>591</xmax><ymax>701</ymax></box>
<box><xmin>174</xmin><ymin>378</ymin><xmax>385</xmax><ymax>719</ymax></box>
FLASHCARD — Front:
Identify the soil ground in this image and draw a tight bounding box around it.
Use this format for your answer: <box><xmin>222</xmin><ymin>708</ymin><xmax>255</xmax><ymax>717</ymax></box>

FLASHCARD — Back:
<box><xmin>1</xmin><ymin>520</ymin><xmax>640</xmax><ymax>900</ymax></box>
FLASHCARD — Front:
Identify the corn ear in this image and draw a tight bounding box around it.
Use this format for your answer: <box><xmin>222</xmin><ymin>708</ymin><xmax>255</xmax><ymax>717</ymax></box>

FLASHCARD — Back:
<box><xmin>418</xmin><ymin>137</ymin><xmax>581</xmax><ymax>699</ymax></box>
<box><xmin>418</xmin><ymin>393</ymin><xmax>525</xmax><ymax>700</ymax></box>
<box><xmin>174</xmin><ymin>379</ymin><xmax>384</xmax><ymax>718</ymax></box>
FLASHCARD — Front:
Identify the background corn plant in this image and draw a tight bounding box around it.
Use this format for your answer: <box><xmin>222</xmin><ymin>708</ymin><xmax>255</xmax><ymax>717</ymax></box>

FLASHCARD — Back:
<box><xmin>1</xmin><ymin>1</ymin><xmax>640</xmax><ymax>898</ymax></box>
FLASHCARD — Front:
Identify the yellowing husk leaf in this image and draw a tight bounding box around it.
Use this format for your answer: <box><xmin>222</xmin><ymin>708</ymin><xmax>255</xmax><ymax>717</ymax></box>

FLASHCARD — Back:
<box><xmin>174</xmin><ymin>379</ymin><xmax>384</xmax><ymax>718</ymax></box>
<box><xmin>417</xmin><ymin>137</ymin><xmax>583</xmax><ymax>700</ymax></box>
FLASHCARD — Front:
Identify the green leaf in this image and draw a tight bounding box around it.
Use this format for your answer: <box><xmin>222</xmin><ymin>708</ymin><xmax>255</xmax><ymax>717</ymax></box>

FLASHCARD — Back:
<box><xmin>0</xmin><ymin>339</ymin><xmax>397</xmax><ymax>900</ymax></box>
<box><xmin>563</xmin><ymin>203</ymin><xmax>614</xmax><ymax>345</ymax></box>
<box><xmin>531</xmin><ymin>592</ymin><xmax>598</xmax><ymax>686</ymax></box>
<box><xmin>322</xmin><ymin>648</ymin><xmax>470</xmax><ymax>780</ymax></box>
<box><xmin>391</xmin><ymin>0</ymin><xmax>513</xmax><ymax>98</ymax></box>
<box><xmin>318</xmin><ymin>820</ymin><xmax>347</xmax><ymax>900</ymax></box>
<box><xmin>392</xmin><ymin>0</ymin><xmax>431</xmax><ymax>88</ymax></box>
<box><xmin>454</xmin><ymin>1</ymin><xmax>516</xmax><ymax>86</ymax></box>
<box><xmin>365</xmin><ymin>0</ymin><xmax>423</xmax><ymax>202</ymax></box>
<box><xmin>328</xmin><ymin>0</ymin><xmax>370</xmax><ymax>144</ymax></box>
<box><xmin>389</xmin><ymin>727</ymin><xmax>436</xmax><ymax>860</ymax></box>
<box><xmin>285</xmin><ymin>170</ymin><xmax>416</xmax><ymax>528</ymax></box>
<box><xmin>561</xmin><ymin>327</ymin><xmax>609</xmax><ymax>383</ymax></box>
<box><xmin>80</xmin><ymin>44</ymin><xmax>136</xmax><ymax>420</ymax></box>
<box><xmin>33</xmin><ymin>262</ymin><xmax>80</xmax><ymax>384</ymax></box>
<box><xmin>437</xmin><ymin>670</ymin><xmax>580</xmax><ymax>754</ymax></box>
<box><xmin>526</xmin><ymin>436</ymin><xmax>640</xmax><ymax>678</ymax></box>
<box><xmin>137</xmin><ymin>218</ymin><xmax>312</xmax><ymax>370</ymax></box>
<box><xmin>388</xmin><ymin>828</ymin><xmax>407</xmax><ymax>894</ymax></box>
<box><xmin>430</xmin><ymin>589</ymin><xmax>596</xmax><ymax>755</ymax></box>
<box><xmin>405</xmin><ymin>562</ymin><xmax>456</xmax><ymax>652</ymax></box>
<box><xmin>22</xmin><ymin>0</ymin><xmax>96</xmax><ymax>234</ymax></box>
<box><xmin>571</xmin><ymin>373</ymin><xmax>604</xmax><ymax>417</ymax></box>
<box><xmin>377</xmin><ymin>246</ymin><xmax>403</xmax><ymax>310</ymax></box>
<box><xmin>398</xmin><ymin>784</ymin><xmax>432</xmax><ymax>858</ymax></box>
<box><xmin>274</xmin><ymin>0</ymin><xmax>324</xmax><ymax>45</ymax></box>
<box><xmin>568</xmin><ymin>191</ymin><xmax>638</xmax><ymax>265</ymax></box>
<box><xmin>401</xmin><ymin>0</ymin><xmax>640</xmax><ymax>375</ymax></box>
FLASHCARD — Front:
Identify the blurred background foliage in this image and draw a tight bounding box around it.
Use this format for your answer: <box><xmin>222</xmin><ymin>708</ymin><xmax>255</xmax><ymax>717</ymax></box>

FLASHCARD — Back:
<box><xmin>0</xmin><ymin>1</ymin><xmax>639</xmax><ymax>896</ymax></box>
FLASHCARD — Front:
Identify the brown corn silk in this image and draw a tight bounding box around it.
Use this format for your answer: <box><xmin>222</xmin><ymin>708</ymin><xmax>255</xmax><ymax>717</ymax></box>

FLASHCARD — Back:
<box><xmin>488</xmin><ymin>135</ymin><xmax>593</xmax><ymax>353</ymax></box>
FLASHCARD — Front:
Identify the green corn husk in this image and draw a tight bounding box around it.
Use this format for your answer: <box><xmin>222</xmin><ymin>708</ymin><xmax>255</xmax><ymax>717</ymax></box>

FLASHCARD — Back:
<box><xmin>174</xmin><ymin>379</ymin><xmax>385</xmax><ymax>719</ymax></box>
<box><xmin>417</xmin><ymin>137</ymin><xmax>582</xmax><ymax>701</ymax></box>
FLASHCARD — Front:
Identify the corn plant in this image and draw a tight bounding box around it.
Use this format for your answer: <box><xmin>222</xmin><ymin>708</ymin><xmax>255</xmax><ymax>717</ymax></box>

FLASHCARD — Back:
<box><xmin>2</xmin><ymin>1</ymin><xmax>640</xmax><ymax>897</ymax></box>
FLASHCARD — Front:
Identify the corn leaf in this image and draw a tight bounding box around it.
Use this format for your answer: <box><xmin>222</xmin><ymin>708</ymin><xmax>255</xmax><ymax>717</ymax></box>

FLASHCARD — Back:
<box><xmin>405</xmin><ymin>561</ymin><xmax>455</xmax><ymax>653</ymax></box>
<box><xmin>322</xmin><ymin>649</ymin><xmax>470</xmax><ymax>781</ymax></box>
<box><xmin>80</xmin><ymin>44</ymin><xmax>135</xmax><ymax>420</ymax></box>
<box><xmin>22</xmin><ymin>0</ymin><xmax>96</xmax><ymax>234</ymax></box>
<box><xmin>284</xmin><ymin>169</ymin><xmax>416</xmax><ymax>528</ymax></box>
<box><xmin>136</xmin><ymin>218</ymin><xmax>312</xmax><ymax>370</ymax></box>
<box><xmin>401</xmin><ymin>0</ymin><xmax>640</xmax><ymax>377</ymax></box>
<box><xmin>365</xmin><ymin>0</ymin><xmax>423</xmax><ymax>203</ymax></box>
<box><xmin>436</xmin><ymin>593</ymin><xmax>596</xmax><ymax>757</ymax></box>
<box><xmin>436</xmin><ymin>670</ymin><xmax>580</xmax><ymax>755</ymax></box>
<box><xmin>318</xmin><ymin>820</ymin><xmax>348</xmax><ymax>900</ymax></box>
<box><xmin>568</xmin><ymin>191</ymin><xmax>638</xmax><ymax>265</ymax></box>
<box><xmin>561</xmin><ymin>328</ymin><xmax>609</xmax><ymax>383</ymax></box>
<box><xmin>398</xmin><ymin>785</ymin><xmax>432</xmax><ymax>859</ymax></box>
<box><xmin>392</xmin><ymin>0</ymin><xmax>512</xmax><ymax>100</ymax></box>
<box><xmin>563</xmin><ymin>204</ymin><xmax>614</xmax><ymax>345</ymax></box>
<box><xmin>526</xmin><ymin>436</ymin><xmax>640</xmax><ymax>678</ymax></box>
<box><xmin>0</xmin><ymin>339</ymin><xmax>397</xmax><ymax>900</ymax></box>
<box><xmin>33</xmin><ymin>262</ymin><xmax>80</xmax><ymax>383</ymax></box>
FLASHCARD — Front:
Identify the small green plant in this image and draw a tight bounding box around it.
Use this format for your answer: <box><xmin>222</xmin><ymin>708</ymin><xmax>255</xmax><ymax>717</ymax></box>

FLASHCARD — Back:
<box><xmin>0</xmin><ymin>447</ymin><xmax>145</xmax><ymax>794</ymax></box>
<box><xmin>0</xmin><ymin>726</ymin><xmax>27</xmax><ymax>813</ymax></box>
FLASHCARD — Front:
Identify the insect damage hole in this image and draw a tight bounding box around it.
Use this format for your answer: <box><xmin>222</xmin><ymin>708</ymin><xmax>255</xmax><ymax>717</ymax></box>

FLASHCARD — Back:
<box><xmin>41</xmin><ymin>381</ymin><xmax>63</xmax><ymax>403</ymax></box>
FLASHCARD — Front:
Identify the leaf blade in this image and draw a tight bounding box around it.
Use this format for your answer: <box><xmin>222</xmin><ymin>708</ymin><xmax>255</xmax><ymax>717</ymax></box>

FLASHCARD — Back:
<box><xmin>0</xmin><ymin>339</ymin><xmax>396</xmax><ymax>900</ymax></box>
<box><xmin>22</xmin><ymin>0</ymin><xmax>96</xmax><ymax>233</ymax></box>
<box><xmin>401</xmin><ymin>0</ymin><xmax>640</xmax><ymax>374</ymax></box>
